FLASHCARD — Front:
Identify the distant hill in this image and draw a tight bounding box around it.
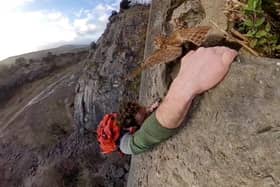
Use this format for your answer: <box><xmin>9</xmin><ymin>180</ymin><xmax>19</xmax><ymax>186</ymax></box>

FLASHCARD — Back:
<box><xmin>0</xmin><ymin>44</ymin><xmax>89</xmax><ymax>65</ymax></box>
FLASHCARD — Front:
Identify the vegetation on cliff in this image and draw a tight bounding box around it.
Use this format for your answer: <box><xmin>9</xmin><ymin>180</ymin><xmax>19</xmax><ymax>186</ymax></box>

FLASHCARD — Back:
<box><xmin>225</xmin><ymin>0</ymin><xmax>280</xmax><ymax>57</ymax></box>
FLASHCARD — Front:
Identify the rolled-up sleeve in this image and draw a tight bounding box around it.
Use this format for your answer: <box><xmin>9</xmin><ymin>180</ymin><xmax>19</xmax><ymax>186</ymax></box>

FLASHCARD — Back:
<box><xmin>120</xmin><ymin>112</ymin><xmax>179</xmax><ymax>155</ymax></box>
<box><xmin>119</xmin><ymin>133</ymin><xmax>133</xmax><ymax>154</ymax></box>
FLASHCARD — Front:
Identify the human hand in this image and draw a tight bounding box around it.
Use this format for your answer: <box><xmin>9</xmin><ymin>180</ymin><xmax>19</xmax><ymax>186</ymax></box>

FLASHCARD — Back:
<box><xmin>156</xmin><ymin>47</ymin><xmax>237</xmax><ymax>129</ymax></box>
<box><xmin>175</xmin><ymin>47</ymin><xmax>238</xmax><ymax>96</ymax></box>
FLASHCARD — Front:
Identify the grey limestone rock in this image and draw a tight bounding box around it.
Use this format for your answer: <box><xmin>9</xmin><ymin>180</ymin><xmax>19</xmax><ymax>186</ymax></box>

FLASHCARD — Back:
<box><xmin>74</xmin><ymin>5</ymin><xmax>150</xmax><ymax>131</ymax></box>
<box><xmin>128</xmin><ymin>0</ymin><xmax>280</xmax><ymax>186</ymax></box>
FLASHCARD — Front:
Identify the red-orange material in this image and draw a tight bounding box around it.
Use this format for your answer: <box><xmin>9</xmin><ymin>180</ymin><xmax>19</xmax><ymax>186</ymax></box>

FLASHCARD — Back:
<box><xmin>97</xmin><ymin>113</ymin><xmax>121</xmax><ymax>154</ymax></box>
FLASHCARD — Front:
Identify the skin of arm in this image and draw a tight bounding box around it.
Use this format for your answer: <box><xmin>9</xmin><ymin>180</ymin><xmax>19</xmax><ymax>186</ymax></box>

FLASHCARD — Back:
<box><xmin>156</xmin><ymin>46</ymin><xmax>238</xmax><ymax>129</ymax></box>
<box><xmin>120</xmin><ymin>46</ymin><xmax>238</xmax><ymax>155</ymax></box>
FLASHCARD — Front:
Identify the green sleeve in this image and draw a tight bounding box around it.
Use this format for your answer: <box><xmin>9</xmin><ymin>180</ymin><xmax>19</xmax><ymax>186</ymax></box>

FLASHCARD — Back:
<box><xmin>130</xmin><ymin>112</ymin><xmax>179</xmax><ymax>154</ymax></box>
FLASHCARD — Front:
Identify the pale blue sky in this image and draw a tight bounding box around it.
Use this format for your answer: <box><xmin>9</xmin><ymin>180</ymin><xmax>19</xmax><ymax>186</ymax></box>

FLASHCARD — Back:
<box><xmin>0</xmin><ymin>0</ymin><xmax>121</xmax><ymax>60</ymax></box>
<box><xmin>23</xmin><ymin>0</ymin><xmax>119</xmax><ymax>19</ymax></box>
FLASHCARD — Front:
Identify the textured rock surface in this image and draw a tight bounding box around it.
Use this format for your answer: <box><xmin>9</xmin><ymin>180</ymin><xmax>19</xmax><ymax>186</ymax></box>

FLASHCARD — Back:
<box><xmin>139</xmin><ymin>0</ymin><xmax>207</xmax><ymax>106</ymax></box>
<box><xmin>74</xmin><ymin>5</ymin><xmax>150</xmax><ymax>131</ymax></box>
<box><xmin>0</xmin><ymin>5</ymin><xmax>150</xmax><ymax>187</ymax></box>
<box><xmin>1</xmin><ymin>0</ymin><xmax>279</xmax><ymax>186</ymax></box>
<box><xmin>128</xmin><ymin>0</ymin><xmax>280</xmax><ymax>186</ymax></box>
<box><xmin>129</xmin><ymin>53</ymin><xmax>280</xmax><ymax>187</ymax></box>
<box><xmin>200</xmin><ymin>0</ymin><xmax>227</xmax><ymax>30</ymax></box>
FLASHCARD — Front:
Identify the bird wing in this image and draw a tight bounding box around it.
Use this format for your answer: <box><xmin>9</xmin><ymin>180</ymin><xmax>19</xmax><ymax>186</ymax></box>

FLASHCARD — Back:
<box><xmin>128</xmin><ymin>46</ymin><xmax>182</xmax><ymax>80</ymax></box>
<box><xmin>127</xmin><ymin>26</ymin><xmax>211</xmax><ymax>80</ymax></box>
<box><xmin>175</xmin><ymin>26</ymin><xmax>211</xmax><ymax>46</ymax></box>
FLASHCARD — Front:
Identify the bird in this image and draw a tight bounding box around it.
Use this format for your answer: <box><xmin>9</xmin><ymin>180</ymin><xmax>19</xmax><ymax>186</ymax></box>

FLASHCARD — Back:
<box><xmin>127</xmin><ymin>26</ymin><xmax>211</xmax><ymax>80</ymax></box>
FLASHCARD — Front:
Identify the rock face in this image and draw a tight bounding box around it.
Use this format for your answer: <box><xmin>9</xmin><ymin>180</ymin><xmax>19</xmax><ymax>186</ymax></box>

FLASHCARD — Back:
<box><xmin>0</xmin><ymin>5</ymin><xmax>150</xmax><ymax>187</ymax></box>
<box><xmin>1</xmin><ymin>0</ymin><xmax>279</xmax><ymax>186</ymax></box>
<box><xmin>128</xmin><ymin>0</ymin><xmax>280</xmax><ymax>186</ymax></box>
<box><xmin>129</xmin><ymin>54</ymin><xmax>280</xmax><ymax>187</ymax></box>
<box><xmin>74</xmin><ymin>5</ymin><xmax>149</xmax><ymax>131</ymax></box>
<box><xmin>72</xmin><ymin>5</ymin><xmax>149</xmax><ymax>186</ymax></box>
<box><xmin>73</xmin><ymin>5</ymin><xmax>150</xmax><ymax>186</ymax></box>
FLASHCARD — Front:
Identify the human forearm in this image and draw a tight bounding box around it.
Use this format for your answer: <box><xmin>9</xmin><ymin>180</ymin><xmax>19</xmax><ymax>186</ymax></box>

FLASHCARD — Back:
<box><xmin>119</xmin><ymin>111</ymin><xmax>180</xmax><ymax>155</ymax></box>
<box><xmin>156</xmin><ymin>47</ymin><xmax>237</xmax><ymax>129</ymax></box>
<box><xmin>156</xmin><ymin>77</ymin><xmax>196</xmax><ymax>129</ymax></box>
<box><xmin>121</xmin><ymin>80</ymin><xmax>195</xmax><ymax>154</ymax></box>
<box><xmin>119</xmin><ymin>47</ymin><xmax>237</xmax><ymax>155</ymax></box>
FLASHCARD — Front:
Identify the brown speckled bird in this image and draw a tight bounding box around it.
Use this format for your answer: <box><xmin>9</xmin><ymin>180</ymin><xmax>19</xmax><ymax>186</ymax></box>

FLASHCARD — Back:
<box><xmin>128</xmin><ymin>26</ymin><xmax>211</xmax><ymax>80</ymax></box>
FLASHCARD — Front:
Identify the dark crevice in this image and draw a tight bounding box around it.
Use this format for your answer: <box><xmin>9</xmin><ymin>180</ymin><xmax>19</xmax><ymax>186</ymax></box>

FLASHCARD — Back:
<box><xmin>257</xmin><ymin>126</ymin><xmax>273</xmax><ymax>134</ymax></box>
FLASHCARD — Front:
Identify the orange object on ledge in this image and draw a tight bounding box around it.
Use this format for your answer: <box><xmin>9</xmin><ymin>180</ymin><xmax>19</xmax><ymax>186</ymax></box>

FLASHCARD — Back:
<box><xmin>97</xmin><ymin>113</ymin><xmax>121</xmax><ymax>154</ymax></box>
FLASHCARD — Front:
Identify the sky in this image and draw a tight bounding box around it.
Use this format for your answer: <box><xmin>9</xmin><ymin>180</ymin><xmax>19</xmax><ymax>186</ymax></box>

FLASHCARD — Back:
<box><xmin>0</xmin><ymin>0</ymin><xmax>150</xmax><ymax>60</ymax></box>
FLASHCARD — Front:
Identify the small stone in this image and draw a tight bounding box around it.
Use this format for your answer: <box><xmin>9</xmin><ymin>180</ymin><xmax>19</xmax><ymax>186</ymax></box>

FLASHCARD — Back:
<box><xmin>276</xmin><ymin>62</ymin><xmax>280</xmax><ymax>66</ymax></box>
<box><xmin>113</xmin><ymin>167</ymin><xmax>125</xmax><ymax>178</ymax></box>
<box><xmin>70</xmin><ymin>74</ymin><xmax>75</xmax><ymax>80</ymax></box>
<box><xmin>124</xmin><ymin>173</ymin><xmax>129</xmax><ymax>181</ymax></box>
<box><xmin>124</xmin><ymin>163</ymin><xmax>130</xmax><ymax>171</ymax></box>
<box><xmin>259</xmin><ymin>80</ymin><xmax>263</xmax><ymax>84</ymax></box>
<box><xmin>113</xmin><ymin>83</ymin><xmax>119</xmax><ymax>88</ymax></box>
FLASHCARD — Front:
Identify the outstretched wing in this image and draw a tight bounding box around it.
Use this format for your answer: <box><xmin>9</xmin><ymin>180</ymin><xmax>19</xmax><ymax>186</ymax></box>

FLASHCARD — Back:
<box><xmin>127</xmin><ymin>26</ymin><xmax>211</xmax><ymax>80</ymax></box>
<box><xmin>174</xmin><ymin>26</ymin><xmax>211</xmax><ymax>46</ymax></box>
<box><xmin>128</xmin><ymin>46</ymin><xmax>182</xmax><ymax>80</ymax></box>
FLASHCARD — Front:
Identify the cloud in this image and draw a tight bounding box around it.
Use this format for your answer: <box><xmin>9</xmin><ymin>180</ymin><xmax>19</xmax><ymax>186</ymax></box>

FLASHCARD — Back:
<box><xmin>0</xmin><ymin>10</ymin><xmax>76</xmax><ymax>60</ymax></box>
<box><xmin>131</xmin><ymin>0</ymin><xmax>152</xmax><ymax>5</ymax></box>
<box><xmin>73</xmin><ymin>3</ymin><xmax>116</xmax><ymax>36</ymax></box>
<box><xmin>0</xmin><ymin>0</ymin><xmax>151</xmax><ymax>60</ymax></box>
<box><xmin>0</xmin><ymin>1</ymin><xmax>119</xmax><ymax>60</ymax></box>
<box><xmin>0</xmin><ymin>0</ymin><xmax>34</xmax><ymax>12</ymax></box>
